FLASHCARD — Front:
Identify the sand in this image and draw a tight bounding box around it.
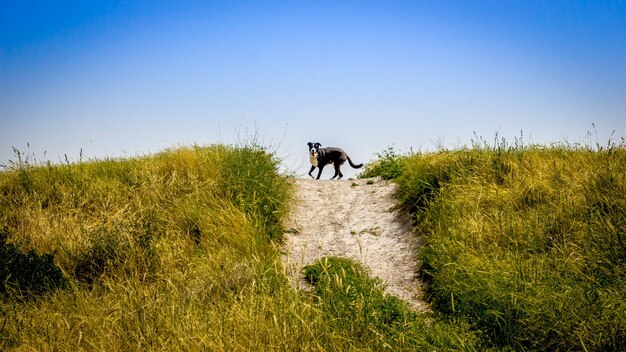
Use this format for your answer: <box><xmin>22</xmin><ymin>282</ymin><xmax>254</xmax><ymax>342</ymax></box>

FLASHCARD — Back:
<box><xmin>282</xmin><ymin>177</ymin><xmax>428</xmax><ymax>311</ymax></box>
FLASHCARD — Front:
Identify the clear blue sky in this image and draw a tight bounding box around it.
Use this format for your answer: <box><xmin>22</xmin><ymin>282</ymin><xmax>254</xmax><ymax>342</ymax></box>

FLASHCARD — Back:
<box><xmin>2</xmin><ymin>1</ymin><xmax>625</xmax><ymax>177</ymax></box>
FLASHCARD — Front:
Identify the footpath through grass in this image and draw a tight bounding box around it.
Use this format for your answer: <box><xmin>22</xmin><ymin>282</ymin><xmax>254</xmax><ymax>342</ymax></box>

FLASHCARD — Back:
<box><xmin>362</xmin><ymin>139</ymin><xmax>626</xmax><ymax>350</ymax></box>
<box><xmin>1</xmin><ymin>144</ymin><xmax>479</xmax><ymax>351</ymax></box>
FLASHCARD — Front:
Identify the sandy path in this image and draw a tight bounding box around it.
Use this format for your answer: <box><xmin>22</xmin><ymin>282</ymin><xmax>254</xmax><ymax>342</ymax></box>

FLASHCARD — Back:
<box><xmin>282</xmin><ymin>178</ymin><xmax>428</xmax><ymax>311</ymax></box>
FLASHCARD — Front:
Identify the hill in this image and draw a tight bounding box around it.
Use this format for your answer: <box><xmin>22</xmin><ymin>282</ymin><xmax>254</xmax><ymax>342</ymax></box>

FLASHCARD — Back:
<box><xmin>362</xmin><ymin>139</ymin><xmax>626</xmax><ymax>350</ymax></box>
<box><xmin>2</xmin><ymin>139</ymin><xmax>624</xmax><ymax>351</ymax></box>
<box><xmin>0</xmin><ymin>144</ymin><xmax>476</xmax><ymax>351</ymax></box>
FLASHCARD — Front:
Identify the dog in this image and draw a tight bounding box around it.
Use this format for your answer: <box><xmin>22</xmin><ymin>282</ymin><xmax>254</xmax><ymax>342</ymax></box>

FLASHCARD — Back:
<box><xmin>307</xmin><ymin>142</ymin><xmax>363</xmax><ymax>180</ymax></box>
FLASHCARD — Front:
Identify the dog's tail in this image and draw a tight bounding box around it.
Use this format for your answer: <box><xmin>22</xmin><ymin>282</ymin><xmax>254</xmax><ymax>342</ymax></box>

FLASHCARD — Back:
<box><xmin>347</xmin><ymin>156</ymin><xmax>363</xmax><ymax>169</ymax></box>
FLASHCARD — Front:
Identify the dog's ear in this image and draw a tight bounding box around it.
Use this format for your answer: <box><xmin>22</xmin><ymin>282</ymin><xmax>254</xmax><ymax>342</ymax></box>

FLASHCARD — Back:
<box><xmin>307</xmin><ymin>142</ymin><xmax>313</xmax><ymax>147</ymax></box>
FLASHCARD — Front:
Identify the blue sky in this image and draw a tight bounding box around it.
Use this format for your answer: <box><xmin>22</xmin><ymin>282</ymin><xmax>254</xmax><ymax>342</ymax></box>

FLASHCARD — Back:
<box><xmin>2</xmin><ymin>1</ymin><xmax>625</xmax><ymax>177</ymax></box>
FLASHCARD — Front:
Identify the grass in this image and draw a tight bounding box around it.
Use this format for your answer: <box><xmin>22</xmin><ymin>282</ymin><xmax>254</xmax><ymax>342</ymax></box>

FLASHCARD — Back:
<box><xmin>0</xmin><ymin>144</ymin><xmax>297</xmax><ymax>350</ymax></box>
<box><xmin>360</xmin><ymin>146</ymin><xmax>408</xmax><ymax>181</ymax></box>
<box><xmin>1</xmin><ymin>142</ymin><xmax>479</xmax><ymax>351</ymax></box>
<box><xmin>303</xmin><ymin>257</ymin><xmax>480</xmax><ymax>351</ymax></box>
<box><xmin>362</xmin><ymin>137</ymin><xmax>626</xmax><ymax>350</ymax></box>
<box><xmin>5</xmin><ymin>135</ymin><xmax>623</xmax><ymax>351</ymax></box>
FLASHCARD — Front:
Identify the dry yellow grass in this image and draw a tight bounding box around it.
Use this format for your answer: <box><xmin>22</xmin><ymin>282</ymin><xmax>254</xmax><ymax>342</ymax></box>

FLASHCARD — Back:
<box><xmin>1</xmin><ymin>143</ymin><xmax>477</xmax><ymax>351</ymax></box>
<box><xmin>363</xmin><ymin>140</ymin><xmax>626</xmax><ymax>350</ymax></box>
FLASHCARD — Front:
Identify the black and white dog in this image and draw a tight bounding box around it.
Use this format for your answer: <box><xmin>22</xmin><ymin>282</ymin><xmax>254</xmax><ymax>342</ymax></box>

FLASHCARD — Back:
<box><xmin>307</xmin><ymin>142</ymin><xmax>363</xmax><ymax>180</ymax></box>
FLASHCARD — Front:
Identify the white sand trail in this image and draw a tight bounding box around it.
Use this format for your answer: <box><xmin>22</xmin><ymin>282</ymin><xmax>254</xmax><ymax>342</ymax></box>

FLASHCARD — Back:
<box><xmin>282</xmin><ymin>178</ymin><xmax>428</xmax><ymax>311</ymax></box>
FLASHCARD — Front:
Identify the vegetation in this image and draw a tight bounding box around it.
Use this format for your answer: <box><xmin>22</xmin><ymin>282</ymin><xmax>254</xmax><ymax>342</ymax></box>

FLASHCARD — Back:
<box><xmin>0</xmin><ymin>144</ymin><xmax>297</xmax><ymax>350</ymax></box>
<box><xmin>360</xmin><ymin>146</ymin><xmax>408</xmax><ymax>180</ymax></box>
<box><xmin>4</xmin><ymin>134</ymin><xmax>624</xmax><ymax>351</ymax></box>
<box><xmin>1</xmin><ymin>143</ymin><xmax>478</xmax><ymax>351</ymax></box>
<box><xmin>303</xmin><ymin>257</ymin><xmax>480</xmax><ymax>351</ymax></box>
<box><xmin>362</xmin><ymin>136</ymin><xmax>626</xmax><ymax>350</ymax></box>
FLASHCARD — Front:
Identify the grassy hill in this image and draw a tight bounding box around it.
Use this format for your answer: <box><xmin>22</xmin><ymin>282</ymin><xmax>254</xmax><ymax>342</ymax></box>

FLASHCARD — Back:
<box><xmin>362</xmin><ymin>138</ymin><xmax>626</xmax><ymax>350</ymax></box>
<box><xmin>1</xmin><ymin>145</ymin><xmax>294</xmax><ymax>350</ymax></box>
<box><xmin>3</xmin><ymin>139</ymin><xmax>624</xmax><ymax>351</ymax></box>
<box><xmin>1</xmin><ymin>144</ymin><xmax>477</xmax><ymax>351</ymax></box>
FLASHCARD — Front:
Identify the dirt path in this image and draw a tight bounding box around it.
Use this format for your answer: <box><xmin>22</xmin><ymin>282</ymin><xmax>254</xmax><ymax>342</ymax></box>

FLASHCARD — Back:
<box><xmin>282</xmin><ymin>178</ymin><xmax>428</xmax><ymax>311</ymax></box>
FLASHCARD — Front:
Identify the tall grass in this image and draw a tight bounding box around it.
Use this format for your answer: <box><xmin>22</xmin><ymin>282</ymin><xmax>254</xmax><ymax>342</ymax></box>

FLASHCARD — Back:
<box><xmin>1</xmin><ymin>143</ymin><xmax>480</xmax><ymax>351</ymax></box>
<box><xmin>0</xmin><ymin>144</ymin><xmax>297</xmax><ymax>350</ymax></box>
<box><xmin>363</xmin><ymin>138</ymin><xmax>626</xmax><ymax>350</ymax></box>
<box><xmin>302</xmin><ymin>257</ymin><xmax>480</xmax><ymax>351</ymax></box>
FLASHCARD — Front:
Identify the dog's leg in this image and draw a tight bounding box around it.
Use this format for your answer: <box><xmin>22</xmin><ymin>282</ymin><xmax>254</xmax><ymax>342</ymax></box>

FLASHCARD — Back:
<box><xmin>308</xmin><ymin>165</ymin><xmax>316</xmax><ymax>178</ymax></box>
<box><xmin>316</xmin><ymin>165</ymin><xmax>325</xmax><ymax>180</ymax></box>
<box><xmin>332</xmin><ymin>162</ymin><xmax>343</xmax><ymax>180</ymax></box>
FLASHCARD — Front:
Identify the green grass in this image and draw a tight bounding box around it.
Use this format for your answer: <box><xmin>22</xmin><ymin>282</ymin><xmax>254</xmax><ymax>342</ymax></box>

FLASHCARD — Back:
<box><xmin>362</xmin><ymin>138</ymin><xmax>626</xmax><ymax>350</ymax></box>
<box><xmin>6</xmin><ymin>137</ymin><xmax>623</xmax><ymax>351</ymax></box>
<box><xmin>303</xmin><ymin>257</ymin><xmax>480</xmax><ymax>351</ymax></box>
<box><xmin>0</xmin><ymin>144</ymin><xmax>298</xmax><ymax>350</ymax></box>
<box><xmin>1</xmin><ymin>143</ymin><xmax>479</xmax><ymax>351</ymax></box>
<box><xmin>360</xmin><ymin>146</ymin><xmax>408</xmax><ymax>180</ymax></box>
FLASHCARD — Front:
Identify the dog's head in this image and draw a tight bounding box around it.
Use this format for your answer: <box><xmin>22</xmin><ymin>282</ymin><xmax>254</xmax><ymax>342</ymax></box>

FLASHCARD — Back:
<box><xmin>307</xmin><ymin>142</ymin><xmax>321</xmax><ymax>158</ymax></box>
